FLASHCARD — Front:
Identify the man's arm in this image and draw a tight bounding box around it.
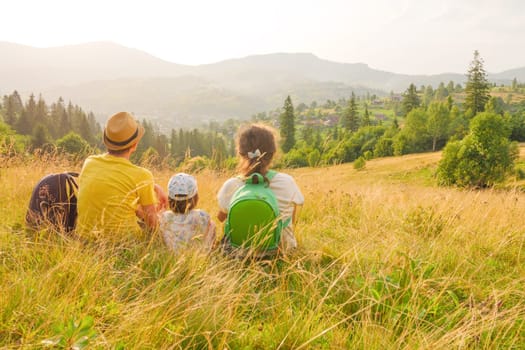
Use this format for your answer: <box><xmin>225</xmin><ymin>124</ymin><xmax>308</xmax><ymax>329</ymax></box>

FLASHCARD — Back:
<box><xmin>141</xmin><ymin>204</ymin><xmax>159</xmax><ymax>230</ymax></box>
<box><xmin>154</xmin><ymin>184</ymin><xmax>168</xmax><ymax>211</ymax></box>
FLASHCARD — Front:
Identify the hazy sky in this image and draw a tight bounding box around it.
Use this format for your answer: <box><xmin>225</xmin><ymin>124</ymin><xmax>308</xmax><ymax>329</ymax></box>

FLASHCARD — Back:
<box><xmin>1</xmin><ymin>0</ymin><xmax>524</xmax><ymax>74</ymax></box>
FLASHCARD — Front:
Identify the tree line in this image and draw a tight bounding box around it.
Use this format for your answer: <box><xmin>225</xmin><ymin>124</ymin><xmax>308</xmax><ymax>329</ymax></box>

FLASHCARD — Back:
<box><xmin>0</xmin><ymin>93</ymin><xmax>236</xmax><ymax>169</ymax></box>
<box><xmin>1</xmin><ymin>51</ymin><xmax>524</xmax><ymax>186</ymax></box>
<box><xmin>276</xmin><ymin>50</ymin><xmax>525</xmax><ymax>187</ymax></box>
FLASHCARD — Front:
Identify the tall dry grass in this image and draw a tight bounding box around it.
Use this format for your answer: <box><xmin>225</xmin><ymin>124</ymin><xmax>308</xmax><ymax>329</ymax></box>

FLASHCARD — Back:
<box><xmin>1</xmin><ymin>151</ymin><xmax>524</xmax><ymax>349</ymax></box>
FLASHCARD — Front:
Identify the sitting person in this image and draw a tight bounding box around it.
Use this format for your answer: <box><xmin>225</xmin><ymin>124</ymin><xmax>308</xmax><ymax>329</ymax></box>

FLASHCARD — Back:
<box><xmin>159</xmin><ymin>173</ymin><xmax>216</xmax><ymax>251</ymax></box>
<box><xmin>217</xmin><ymin>124</ymin><xmax>304</xmax><ymax>254</ymax></box>
<box><xmin>76</xmin><ymin>111</ymin><xmax>168</xmax><ymax>240</ymax></box>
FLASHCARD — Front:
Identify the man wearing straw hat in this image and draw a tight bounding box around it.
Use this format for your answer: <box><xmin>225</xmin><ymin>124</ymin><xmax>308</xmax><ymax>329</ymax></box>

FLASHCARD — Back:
<box><xmin>76</xmin><ymin>111</ymin><xmax>168</xmax><ymax>240</ymax></box>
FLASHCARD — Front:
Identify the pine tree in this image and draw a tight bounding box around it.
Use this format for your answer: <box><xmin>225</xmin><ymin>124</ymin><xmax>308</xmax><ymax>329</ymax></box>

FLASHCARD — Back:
<box><xmin>401</xmin><ymin>83</ymin><xmax>420</xmax><ymax>115</ymax></box>
<box><xmin>4</xmin><ymin>91</ymin><xmax>23</xmax><ymax>126</ymax></box>
<box><xmin>341</xmin><ymin>92</ymin><xmax>359</xmax><ymax>131</ymax></box>
<box><xmin>465</xmin><ymin>50</ymin><xmax>490</xmax><ymax>116</ymax></box>
<box><xmin>16</xmin><ymin>94</ymin><xmax>37</xmax><ymax>135</ymax></box>
<box><xmin>49</xmin><ymin>97</ymin><xmax>65</xmax><ymax>138</ymax></box>
<box><xmin>31</xmin><ymin>123</ymin><xmax>51</xmax><ymax>149</ymax></box>
<box><xmin>422</xmin><ymin>85</ymin><xmax>434</xmax><ymax>106</ymax></box>
<box><xmin>35</xmin><ymin>94</ymin><xmax>48</xmax><ymax>125</ymax></box>
<box><xmin>362</xmin><ymin>103</ymin><xmax>371</xmax><ymax>126</ymax></box>
<box><xmin>447</xmin><ymin>81</ymin><xmax>455</xmax><ymax>94</ymax></box>
<box><xmin>434</xmin><ymin>82</ymin><xmax>449</xmax><ymax>100</ymax></box>
<box><xmin>280</xmin><ymin>95</ymin><xmax>296</xmax><ymax>152</ymax></box>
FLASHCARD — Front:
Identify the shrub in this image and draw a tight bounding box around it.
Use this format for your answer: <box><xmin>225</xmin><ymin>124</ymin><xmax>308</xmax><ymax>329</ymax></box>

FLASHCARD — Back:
<box><xmin>282</xmin><ymin>148</ymin><xmax>308</xmax><ymax>168</ymax></box>
<box><xmin>307</xmin><ymin>149</ymin><xmax>321</xmax><ymax>167</ymax></box>
<box><xmin>354</xmin><ymin>156</ymin><xmax>366</xmax><ymax>170</ymax></box>
<box><xmin>437</xmin><ymin>112</ymin><xmax>518</xmax><ymax>187</ymax></box>
<box><xmin>374</xmin><ymin>137</ymin><xmax>394</xmax><ymax>158</ymax></box>
<box><xmin>56</xmin><ymin>132</ymin><xmax>90</xmax><ymax>159</ymax></box>
<box><xmin>180</xmin><ymin>156</ymin><xmax>209</xmax><ymax>173</ymax></box>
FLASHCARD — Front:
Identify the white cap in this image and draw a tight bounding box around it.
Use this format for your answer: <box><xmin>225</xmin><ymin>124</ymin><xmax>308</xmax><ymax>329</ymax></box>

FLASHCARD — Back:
<box><xmin>168</xmin><ymin>173</ymin><xmax>198</xmax><ymax>200</ymax></box>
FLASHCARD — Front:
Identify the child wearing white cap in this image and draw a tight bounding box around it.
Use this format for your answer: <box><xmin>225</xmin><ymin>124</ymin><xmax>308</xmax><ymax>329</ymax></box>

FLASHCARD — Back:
<box><xmin>159</xmin><ymin>173</ymin><xmax>216</xmax><ymax>252</ymax></box>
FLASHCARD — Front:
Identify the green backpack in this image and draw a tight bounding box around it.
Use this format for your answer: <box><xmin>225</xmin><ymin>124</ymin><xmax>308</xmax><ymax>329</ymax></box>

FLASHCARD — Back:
<box><xmin>224</xmin><ymin>170</ymin><xmax>290</xmax><ymax>252</ymax></box>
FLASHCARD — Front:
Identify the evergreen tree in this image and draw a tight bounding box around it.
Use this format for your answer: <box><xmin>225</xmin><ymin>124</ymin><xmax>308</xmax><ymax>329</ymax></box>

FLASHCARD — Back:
<box><xmin>15</xmin><ymin>94</ymin><xmax>37</xmax><ymax>135</ymax></box>
<box><xmin>362</xmin><ymin>103</ymin><xmax>371</xmax><ymax>127</ymax></box>
<box><xmin>154</xmin><ymin>133</ymin><xmax>169</xmax><ymax>159</ymax></box>
<box><xmin>31</xmin><ymin>123</ymin><xmax>51</xmax><ymax>149</ymax></box>
<box><xmin>280</xmin><ymin>95</ymin><xmax>296</xmax><ymax>152</ymax></box>
<box><xmin>135</xmin><ymin>119</ymin><xmax>155</xmax><ymax>158</ymax></box>
<box><xmin>301</xmin><ymin>125</ymin><xmax>314</xmax><ymax>145</ymax></box>
<box><xmin>170</xmin><ymin>129</ymin><xmax>178</xmax><ymax>158</ymax></box>
<box><xmin>341</xmin><ymin>92</ymin><xmax>359</xmax><ymax>131</ymax></box>
<box><xmin>87</xmin><ymin>112</ymin><xmax>101</xmax><ymax>141</ymax></box>
<box><xmin>49</xmin><ymin>97</ymin><xmax>65</xmax><ymax>138</ymax></box>
<box><xmin>35</xmin><ymin>94</ymin><xmax>48</xmax><ymax>125</ymax></box>
<box><xmin>465</xmin><ymin>50</ymin><xmax>490</xmax><ymax>116</ymax></box>
<box><xmin>446</xmin><ymin>81</ymin><xmax>455</xmax><ymax>94</ymax></box>
<box><xmin>422</xmin><ymin>85</ymin><xmax>434</xmax><ymax>106</ymax></box>
<box><xmin>58</xmin><ymin>109</ymin><xmax>71</xmax><ymax>138</ymax></box>
<box><xmin>77</xmin><ymin>115</ymin><xmax>93</xmax><ymax>143</ymax></box>
<box><xmin>401</xmin><ymin>83</ymin><xmax>420</xmax><ymax>115</ymax></box>
<box><xmin>392</xmin><ymin>116</ymin><xmax>399</xmax><ymax>130</ymax></box>
<box><xmin>4</xmin><ymin>91</ymin><xmax>23</xmax><ymax>126</ymax></box>
<box><xmin>434</xmin><ymin>82</ymin><xmax>449</xmax><ymax>100</ymax></box>
<box><xmin>447</xmin><ymin>95</ymin><xmax>454</xmax><ymax>111</ymax></box>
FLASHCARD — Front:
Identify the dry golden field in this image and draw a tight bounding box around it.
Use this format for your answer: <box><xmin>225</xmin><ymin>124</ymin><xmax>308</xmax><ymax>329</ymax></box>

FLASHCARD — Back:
<box><xmin>1</xmin><ymin>150</ymin><xmax>524</xmax><ymax>349</ymax></box>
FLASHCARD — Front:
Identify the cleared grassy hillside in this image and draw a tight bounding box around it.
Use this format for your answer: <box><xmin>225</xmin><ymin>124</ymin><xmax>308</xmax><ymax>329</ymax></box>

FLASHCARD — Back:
<box><xmin>1</xmin><ymin>151</ymin><xmax>524</xmax><ymax>349</ymax></box>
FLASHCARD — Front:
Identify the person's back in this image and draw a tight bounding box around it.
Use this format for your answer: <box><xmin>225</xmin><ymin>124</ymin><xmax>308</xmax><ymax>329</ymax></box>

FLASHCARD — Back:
<box><xmin>218</xmin><ymin>170</ymin><xmax>303</xmax><ymax>250</ymax></box>
<box><xmin>160</xmin><ymin>209</ymin><xmax>215</xmax><ymax>251</ymax></box>
<box><xmin>217</xmin><ymin>124</ymin><xmax>304</xmax><ymax>254</ymax></box>
<box><xmin>77</xmin><ymin>153</ymin><xmax>157</xmax><ymax>238</ymax></box>
<box><xmin>159</xmin><ymin>173</ymin><xmax>216</xmax><ymax>251</ymax></box>
<box><xmin>76</xmin><ymin>112</ymin><xmax>166</xmax><ymax>240</ymax></box>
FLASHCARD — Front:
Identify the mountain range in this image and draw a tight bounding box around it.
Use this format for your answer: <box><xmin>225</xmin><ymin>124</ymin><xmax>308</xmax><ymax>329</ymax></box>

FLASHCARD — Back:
<box><xmin>1</xmin><ymin>41</ymin><xmax>523</xmax><ymax>129</ymax></box>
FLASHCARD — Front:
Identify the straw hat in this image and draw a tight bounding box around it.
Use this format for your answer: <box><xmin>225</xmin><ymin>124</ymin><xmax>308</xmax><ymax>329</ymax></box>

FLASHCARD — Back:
<box><xmin>103</xmin><ymin>112</ymin><xmax>145</xmax><ymax>151</ymax></box>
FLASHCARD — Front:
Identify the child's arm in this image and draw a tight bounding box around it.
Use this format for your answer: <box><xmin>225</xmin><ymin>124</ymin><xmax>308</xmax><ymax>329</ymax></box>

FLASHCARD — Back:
<box><xmin>217</xmin><ymin>210</ymin><xmax>227</xmax><ymax>222</ymax></box>
<box><xmin>205</xmin><ymin>219</ymin><xmax>217</xmax><ymax>250</ymax></box>
<box><xmin>292</xmin><ymin>204</ymin><xmax>302</xmax><ymax>225</ymax></box>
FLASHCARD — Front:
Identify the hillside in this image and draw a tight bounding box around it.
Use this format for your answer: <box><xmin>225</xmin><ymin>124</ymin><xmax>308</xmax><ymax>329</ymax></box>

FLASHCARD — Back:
<box><xmin>1</xmin><ymin>150</ymin><xmax>524</xmax><ymax>348</ymax></box>
<box><xmin>0</xmin><ymin>41</ymin><xmax>189</xmax><ymax>91</ymax></box>
<box><xmin>2</xmin><ymin>42</ymin><xmax>524</xmax><ymax>127</ymax></box>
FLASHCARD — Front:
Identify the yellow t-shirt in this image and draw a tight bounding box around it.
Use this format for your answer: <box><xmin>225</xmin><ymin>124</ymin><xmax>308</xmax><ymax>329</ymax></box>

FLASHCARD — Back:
<box><xmin>76</xmin><ymin>154</ymin><xmax>157</xmax><ymax>239</ymax></box>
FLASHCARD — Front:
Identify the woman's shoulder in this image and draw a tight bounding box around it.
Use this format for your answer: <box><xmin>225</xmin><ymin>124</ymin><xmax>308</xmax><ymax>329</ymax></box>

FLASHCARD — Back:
<box><xmin>271</xmin><ymin>171</ymin><xmax>296</xmax><ymax>183</ymax></box>
<box><xmin>219</xmin><ymin>176</ymin><xmax>244</xmax><ymax>190</ymax></box>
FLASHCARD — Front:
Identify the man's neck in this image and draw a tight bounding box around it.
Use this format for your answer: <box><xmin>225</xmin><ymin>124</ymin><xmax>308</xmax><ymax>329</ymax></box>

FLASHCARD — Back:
<box><xmin>107</xmin><ymin>150</ymin><xmax>132</xmax><ymax>159</ymax></box>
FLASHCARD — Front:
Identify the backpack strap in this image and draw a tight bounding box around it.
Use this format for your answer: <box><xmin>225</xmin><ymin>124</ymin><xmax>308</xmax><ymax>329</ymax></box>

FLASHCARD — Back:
<box><xmin>266</xmin><ymin>170</ymin><xmax>277</xmax><ymax>180</ymax></box>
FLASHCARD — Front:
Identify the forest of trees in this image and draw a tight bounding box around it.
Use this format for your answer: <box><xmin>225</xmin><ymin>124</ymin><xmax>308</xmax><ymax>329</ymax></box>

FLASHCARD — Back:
<box><xmin>1</xmin><ymin>51</ymin><xmax>525</xmax><ymax>180</ymax></box>
<box><xmin>0</xmin><ymin>93</ymin><xmax>236</xmax><ymax>169</ymax></box>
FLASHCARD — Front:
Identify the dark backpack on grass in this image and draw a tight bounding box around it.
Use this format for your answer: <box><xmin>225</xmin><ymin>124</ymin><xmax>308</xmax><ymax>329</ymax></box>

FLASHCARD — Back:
<box><xmin>26</xmin><ymin>172</ymin><xmax>79</xmax><ymax>233</ymax></box>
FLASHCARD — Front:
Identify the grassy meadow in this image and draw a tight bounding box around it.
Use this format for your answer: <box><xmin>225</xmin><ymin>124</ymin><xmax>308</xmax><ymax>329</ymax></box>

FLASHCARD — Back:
<box><xmin>1</xmin><ymin>150</ymin><xmax>525</xmax><ymax>349</ymax></box>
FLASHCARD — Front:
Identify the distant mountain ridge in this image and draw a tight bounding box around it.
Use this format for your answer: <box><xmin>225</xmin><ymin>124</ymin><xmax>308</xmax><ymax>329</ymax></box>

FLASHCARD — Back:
<box><xmin>1</xmin><ymin>41</ymin><xmax>523</xmax><ymax>128</ymax></box>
